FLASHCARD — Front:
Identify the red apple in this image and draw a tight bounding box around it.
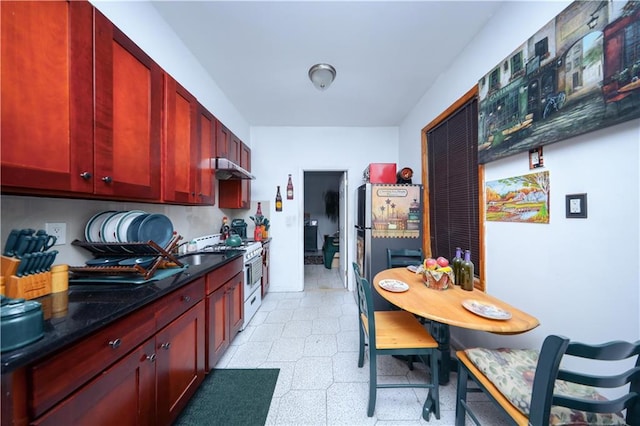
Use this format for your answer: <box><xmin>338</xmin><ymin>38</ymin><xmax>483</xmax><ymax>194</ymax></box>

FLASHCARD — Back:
<box><xmin>436</xmin><ymin>256</ymin><xmax>449</xmax><ymax>267</ymax></box>
<box><xmin>424</xmin><ymin>258</ymin><xmax>438</xmax><ymax>270</ymax></box>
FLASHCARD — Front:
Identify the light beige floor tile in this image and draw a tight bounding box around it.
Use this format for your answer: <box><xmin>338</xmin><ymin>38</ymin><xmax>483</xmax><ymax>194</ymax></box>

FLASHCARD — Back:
<box><xmin>220</xmin><ymin>265</ymin><xmax>506</xmax><ymax>425</ymax></box>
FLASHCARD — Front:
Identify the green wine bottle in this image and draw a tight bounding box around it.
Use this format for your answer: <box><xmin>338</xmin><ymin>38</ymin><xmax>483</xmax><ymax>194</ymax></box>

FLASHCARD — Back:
<box><xmin>460</xmin><ymin>249</ymin><xmax>474</xmax><ymax>291</ymax></box>
<box><xmin>452</xmin><ymin>247</ymin><xmax>463</xmax><ymax>285</ymax></box>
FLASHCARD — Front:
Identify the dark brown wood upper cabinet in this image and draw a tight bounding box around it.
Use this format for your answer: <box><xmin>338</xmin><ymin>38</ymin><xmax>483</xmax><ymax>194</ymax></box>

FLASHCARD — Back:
<box><xmin>163</xmin><ymin>75</ymin><xmax>198</xmax><ymax>204</ymax></box>
<box><xmin>1</xmin><ymin>0</ymin><xmax>94</xmax><ymax>194</ymax></box>
<box><xmin>197</xmin><ymin>104</ymin><xmax>216</xmax><ymax>205</ymax></box>
<box><xmin>94</xmin><ymin>9</ymin><xmax>162</xmax><ymax>201</ymax></box>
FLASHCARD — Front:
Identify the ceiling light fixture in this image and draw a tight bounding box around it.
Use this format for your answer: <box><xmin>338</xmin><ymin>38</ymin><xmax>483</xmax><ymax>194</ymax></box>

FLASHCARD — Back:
<box><xmin>308</xmin><ymin>63</ymin><xmax>336</xmax><ymax>91</ymax></box>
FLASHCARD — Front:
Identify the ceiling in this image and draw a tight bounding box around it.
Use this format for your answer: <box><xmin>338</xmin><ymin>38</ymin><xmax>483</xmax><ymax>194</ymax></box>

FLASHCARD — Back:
<box><xmin>151</xmin><ymin>1</ymin><xmax>504</xmax><ymax>127</ymax></box>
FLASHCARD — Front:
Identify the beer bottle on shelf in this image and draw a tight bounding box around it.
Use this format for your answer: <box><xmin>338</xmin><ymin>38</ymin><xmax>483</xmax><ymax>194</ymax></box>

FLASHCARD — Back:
<box><xmin>452</xmin><ymin>247</ymin><xmax>463</xmax><ymax>285</ymax></box>
<box><xmin>460</xmin><ymin>250</ymin><xmax>474</xmax><ymax>291</ymax></box>
<box><xmin>275</xmin><ymin>186</ymin><xmax>283</xmax><ymax>212</ymax></box>
<box><xmin>287</xmin><ymin>174</ymin><xmax>294</xmax><ymax>200</ymax></box>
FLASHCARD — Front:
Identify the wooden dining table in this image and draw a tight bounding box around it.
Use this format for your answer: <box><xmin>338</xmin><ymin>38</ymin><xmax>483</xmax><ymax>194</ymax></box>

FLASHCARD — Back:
<box><xmin>373</xmin><ymin>268</ymin><xmax>539</xmax><ymax>384</ymax></box>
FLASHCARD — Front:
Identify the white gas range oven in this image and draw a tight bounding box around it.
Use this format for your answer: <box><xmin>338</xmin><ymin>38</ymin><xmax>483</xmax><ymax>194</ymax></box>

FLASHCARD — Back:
<box><xmin>193</xmin><ymin>234</ymin><xmax>263</xmax><ymax>330</ymax></box>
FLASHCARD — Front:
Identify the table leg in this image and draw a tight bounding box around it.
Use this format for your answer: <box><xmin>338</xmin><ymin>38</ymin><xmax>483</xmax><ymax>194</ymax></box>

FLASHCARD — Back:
<box><xmin>429</xmin><ymin>321</ymin><xmax>451</xmax><ymax>385</ymax></box>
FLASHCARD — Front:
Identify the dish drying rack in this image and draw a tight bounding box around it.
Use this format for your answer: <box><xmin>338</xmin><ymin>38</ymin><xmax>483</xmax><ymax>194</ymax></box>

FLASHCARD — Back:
<box><xmin>69</xmin><ymin>234</ymin><xmax>184</xmax><ymax>281</ymax></box>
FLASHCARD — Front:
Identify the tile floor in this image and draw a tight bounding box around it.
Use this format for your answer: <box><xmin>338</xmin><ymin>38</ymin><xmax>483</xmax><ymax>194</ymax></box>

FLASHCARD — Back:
<box><xmin>215</xmin><ymin>264</ymin><xmax>509</xmax><ymax>425</ymax></box>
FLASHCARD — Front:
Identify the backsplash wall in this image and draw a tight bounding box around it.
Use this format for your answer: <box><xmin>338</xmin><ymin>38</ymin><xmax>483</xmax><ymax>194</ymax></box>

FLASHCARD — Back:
<box><xmin>0</xmin><ymin>194</ymin><xmax>226</xmax><ymax>266</ymax></box>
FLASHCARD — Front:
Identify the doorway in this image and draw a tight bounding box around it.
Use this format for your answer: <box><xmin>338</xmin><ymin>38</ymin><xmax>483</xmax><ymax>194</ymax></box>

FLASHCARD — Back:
<box><xmin>303</xmin><ymin>170</ymin><xmax>348</xmax><ymax>290</ymax></box>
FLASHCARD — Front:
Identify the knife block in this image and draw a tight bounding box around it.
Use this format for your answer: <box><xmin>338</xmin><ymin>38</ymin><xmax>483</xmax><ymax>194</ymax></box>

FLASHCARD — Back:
<box><xmin>1</xmin><ymin>255</ymin><xmax>20</xmax><ymax>277</ymax></box>
<box><xmin>6</xmin><ymin>272</ymin><xmax>52</xmax><ymax>300</ymax></box>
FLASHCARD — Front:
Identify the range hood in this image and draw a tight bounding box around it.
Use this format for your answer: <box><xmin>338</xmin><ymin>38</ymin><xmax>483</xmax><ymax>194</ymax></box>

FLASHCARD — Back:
<box><xmin>214</xmin><ymin>158</ymin><xmax>255</xmax><ymax>180</ymax></box>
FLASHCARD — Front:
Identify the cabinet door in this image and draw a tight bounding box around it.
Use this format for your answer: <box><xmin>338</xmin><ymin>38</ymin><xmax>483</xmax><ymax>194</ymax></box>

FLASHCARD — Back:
<box><xmin>215</xmin><ymin>120</ymin><xmax>231</xmax><ymax>159</ymax></box>
<box><xmin>94</xmin><ymin>10</ymin><xmax>162</xmax><ymax>200</ymax></box>
<box><xmin>163</xmin><ymin>75</ymin><xmax>198</xmax><ymax>204</ymax></box>
<box><xmin>229</xmin><ymin>133</ymin><xmax>241</xmax><ymax>164</ymax></box>
<box><xmin>1</xmin><ymin>0</ymin><xmax>94</xmax><ymax>194</ymax></box>
<box><xmin>156</xmin><ymin>301</ymin><xmax>205</xmax><ymax>426</ymax></box>
<box><xmin>32</xmin><ymin>339</ymin><xmax>156</xmax><ymax>426</ymax></box>
<box><xmin>196</xmin><ymin>104</ymin><xmax>215</xmax><ymax>205</ymax></box>
<box><xmin>218</xmin><ymin>142</ymin><xmax>251</xmax><ymax>209</ymax></box>
<box><xmin>240</xmin><ymin>142</ymin><xmax>251</xmax><ymax>208</ymax></box>
<box><xmin>206</xmin><ymin>284</ymin><xmax>230</xmax><ymax>370</ymax></box>
<box><xmin>228</xmin><ymin>271</ymin><xmax>244</xmax><ymax>337</ymax></box>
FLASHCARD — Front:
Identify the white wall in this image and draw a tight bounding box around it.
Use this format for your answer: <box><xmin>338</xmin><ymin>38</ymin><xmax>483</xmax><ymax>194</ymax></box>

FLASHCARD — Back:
<box><xmin>250</xmin><ymin>127</ymin><xmax>399</xmax><ymax>292</ymax></box>
<box><xmin>400</xmin><ymin>0</ymin><xmax>640</xmax><ymax>353</ymax></box>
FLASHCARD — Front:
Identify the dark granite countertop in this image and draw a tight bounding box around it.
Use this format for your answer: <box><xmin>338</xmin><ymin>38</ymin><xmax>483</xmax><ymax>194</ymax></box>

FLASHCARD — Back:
<box><xmin>1</xmin><ymin>251</ymin><xmax>243</xmax><ymax>374</ymax></box>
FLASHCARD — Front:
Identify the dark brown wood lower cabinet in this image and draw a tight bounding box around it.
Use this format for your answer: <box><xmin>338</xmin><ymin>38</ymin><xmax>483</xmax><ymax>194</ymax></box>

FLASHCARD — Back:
<box><xmin>156</xmin><ymin>301</ymin><xmax>206</xmax><ymax>425</ymax></box>
<box><xmin>32</xmin><ymin>339</ymin><xmax>157</xmax><ymax>426</ymax></box>
<box><xmin>206</xmin><ymin>271</ymin><xmax>243</xmax><ymax>370</ymax></box>
<box><xmin>32</xmin><ymin>301</ymin><xmax>205</xmax><ymax>426</ymax></box>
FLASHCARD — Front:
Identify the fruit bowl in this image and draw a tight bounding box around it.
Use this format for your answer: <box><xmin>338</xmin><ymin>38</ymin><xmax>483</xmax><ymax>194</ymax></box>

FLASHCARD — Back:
<box><xmin>417</xmin><ymin>257</ymin><xmax>453</xmax><ymax>290</ymax></box>
<box><xmin>422</xmin><ymin>268</ymin><xmax>453</xmax><ymax>290</ymax></box>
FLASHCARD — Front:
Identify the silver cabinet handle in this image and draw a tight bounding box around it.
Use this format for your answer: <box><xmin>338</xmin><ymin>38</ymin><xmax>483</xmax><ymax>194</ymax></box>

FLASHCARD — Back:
<box><xmin>160</xmin><ymin>342</ymin><xmax>171</xmax><ymax>350</ymax></box>
<box><xmin>109</xmin><ymin>339</ymin><xmax>121</xmax><ymax>349</ymax></box>
<box><xmin>80</xmin><ymin>172</ymin><xmax>92</xmax><ymax>180</ymax></box>
<box><xmin>146</xmin><ymin>353</ymin><xmax>156</xmax><ymax>363</ymax></box>
<box><xmin>182</xmin><ymin>295</ymin><xmax>191</xmax><ymax>303</ymax></box>
<box><xmin>102</xmin><ymin>176</ymin><xmax>113</xmax><ymax>184</ymax></box>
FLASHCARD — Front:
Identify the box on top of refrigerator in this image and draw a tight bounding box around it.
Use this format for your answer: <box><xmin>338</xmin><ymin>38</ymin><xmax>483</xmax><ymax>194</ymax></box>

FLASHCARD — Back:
<box><xmin>363</xmin><ymin>163</ymin><xmax>396</xmax><ymax>183</ymax></box>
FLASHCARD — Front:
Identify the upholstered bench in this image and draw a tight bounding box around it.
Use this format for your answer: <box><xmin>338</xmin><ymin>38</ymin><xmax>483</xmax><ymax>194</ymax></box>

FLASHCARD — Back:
<box><xmin>456</xmin><ymin>342</ymin><xmax>631</xmax><ymax>426</ymax></box>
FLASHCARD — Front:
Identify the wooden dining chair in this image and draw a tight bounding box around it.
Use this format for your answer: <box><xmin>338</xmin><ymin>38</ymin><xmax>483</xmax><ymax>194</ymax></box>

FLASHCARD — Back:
<box><xmin>352</xmin><ymin>262</ymin><xmax>440</xmax><ymax>420</ymax></box>
<box><xmin>455</xmin><ymin>334</ymin><xmax>640</xmax><ymax>426</ymax></box>
<box><xmin>386</xmin><ymin>248</ymin><xmax>423</xmax><ymax>269</ymax></box>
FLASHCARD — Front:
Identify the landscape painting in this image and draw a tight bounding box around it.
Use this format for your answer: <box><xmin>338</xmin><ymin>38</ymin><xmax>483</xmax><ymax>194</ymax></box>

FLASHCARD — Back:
<box><xmin>486</xmin><ymin>171</ymin><xmax>550</xmax><ymax>224</ymax></box>
<box><xmin>478</xmin><ymin>1</ymin><xmax>640</xmax><ymax>164</ymax></box>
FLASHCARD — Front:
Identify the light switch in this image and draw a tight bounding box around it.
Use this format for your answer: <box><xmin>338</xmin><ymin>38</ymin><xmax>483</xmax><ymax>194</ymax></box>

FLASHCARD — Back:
<box><xmin>566</xmin><ymin>193</ymin><xmax>587</xmax><ymax>218</ymax></box>
<box><xmin>569</xmin><ymin>198</ymin><xmax>581</xmax><ymax>214</ymax></box>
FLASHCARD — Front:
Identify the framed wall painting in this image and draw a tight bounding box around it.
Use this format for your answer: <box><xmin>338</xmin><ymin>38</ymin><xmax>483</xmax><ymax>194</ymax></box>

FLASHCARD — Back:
<box><xmin>486</xmin><ymin>171</ymin><xmax>550</xmax><ymax>224</ymax></box>
<box><xmin>478</xmin><ymin>1</ymin><xmax>640</xmax><ymax>164</ymax></box>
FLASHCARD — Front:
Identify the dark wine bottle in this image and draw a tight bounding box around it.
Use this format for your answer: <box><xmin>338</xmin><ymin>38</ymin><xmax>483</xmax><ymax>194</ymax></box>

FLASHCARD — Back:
<box><xmin>256</xmin><ymin>202</ymin><xmax>262</xmax><ymax>216</ymax></box>
<box><xmin>275</xmin><ymin>186</ymin><xmax>283</xmax><ymax>212</ymax></box>
<box><xmin>452</xmin><ymin>247</ymin><xmax>463</xmax><ymax>285</ymax></box>
<box><xmin>287</xmin><ymin>174</ymin><xmax>294</xmax><ymax>200</ymax></box>
<box><xmin>460</xmin><ymin>249</ymin><xmax>474</xmax><ymax>291</ymax></box>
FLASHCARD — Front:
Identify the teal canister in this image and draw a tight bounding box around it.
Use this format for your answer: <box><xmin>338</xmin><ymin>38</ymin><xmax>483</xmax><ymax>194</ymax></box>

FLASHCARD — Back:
<box><xmin>0</xmin><ymin>295</ymin><xmax>44</xmax><ymax>351</ymax></box>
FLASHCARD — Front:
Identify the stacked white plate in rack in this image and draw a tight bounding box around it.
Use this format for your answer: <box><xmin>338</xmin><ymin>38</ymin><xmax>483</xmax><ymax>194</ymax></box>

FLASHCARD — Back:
<box><xmin>84</xmin><ymin>210</ymin><xmax>174</xmax><ymax>248</ymax></box>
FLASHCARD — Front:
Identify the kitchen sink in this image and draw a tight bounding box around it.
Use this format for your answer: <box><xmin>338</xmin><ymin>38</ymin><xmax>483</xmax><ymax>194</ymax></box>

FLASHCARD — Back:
<box><xmin>178</xmin><ymin>252</ymin><xmax>228</xmax><ymax>266</ymax></box>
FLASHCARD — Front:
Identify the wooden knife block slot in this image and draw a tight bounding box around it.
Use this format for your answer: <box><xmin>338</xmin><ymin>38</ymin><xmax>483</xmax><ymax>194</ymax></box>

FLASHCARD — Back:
<box><xmin>1</xmin><ymin>255</ymin><xmax>20</xmax><ymax>277</ymax></box>
<box><xmin>6</xmin><ymin>272</ymin><xmax>52</xmax><ymax>300</ymax></box>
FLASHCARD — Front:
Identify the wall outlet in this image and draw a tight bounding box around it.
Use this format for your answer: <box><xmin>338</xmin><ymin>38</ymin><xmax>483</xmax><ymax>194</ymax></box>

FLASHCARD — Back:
<box><xmin>45</xmin><ymin>222</ymin><xmax>66</xmax><ymax>245</ymax></box>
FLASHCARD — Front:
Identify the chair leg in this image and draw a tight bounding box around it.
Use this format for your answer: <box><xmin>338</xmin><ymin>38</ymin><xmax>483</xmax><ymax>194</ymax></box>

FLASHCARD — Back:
<box><xmin>431</xmin><ymin>350</ymin><xmax>440</xmax><ymax>420</ymax></box>
<box><xmin>420</xmin><ymin>351</ymin><xmax>440</xmax><ymax>421</ymax></box>
<box><xmin>368</xmin><ymin>350</ymin><xmax>377</xmax><ymax>417</ymax></box>
<box><xmin>358</xmin><ymin>325</ymin><xmax>365</xmax><ymax>368</ymax></box>
<box><xmin>455</xmin><ymin>363</ymin><xmax>469</xmax><ymax>426</ymax></box>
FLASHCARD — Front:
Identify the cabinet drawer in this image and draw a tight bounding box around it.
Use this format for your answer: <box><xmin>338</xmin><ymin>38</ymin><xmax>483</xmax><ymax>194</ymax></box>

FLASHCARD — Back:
<box><xmin>156</xmin><ymin>278</ymin><xmax>204</xmax><ymax>330</ymax></box>
<box><xmin>29</xmin><ymin>305</ymin><xmax>155</xmax><ymax>418</ymax></box>
<box><xmin>206</xmin><ymin>257</ymin><xmax>243</xmax><ymax>294</ymax></box>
